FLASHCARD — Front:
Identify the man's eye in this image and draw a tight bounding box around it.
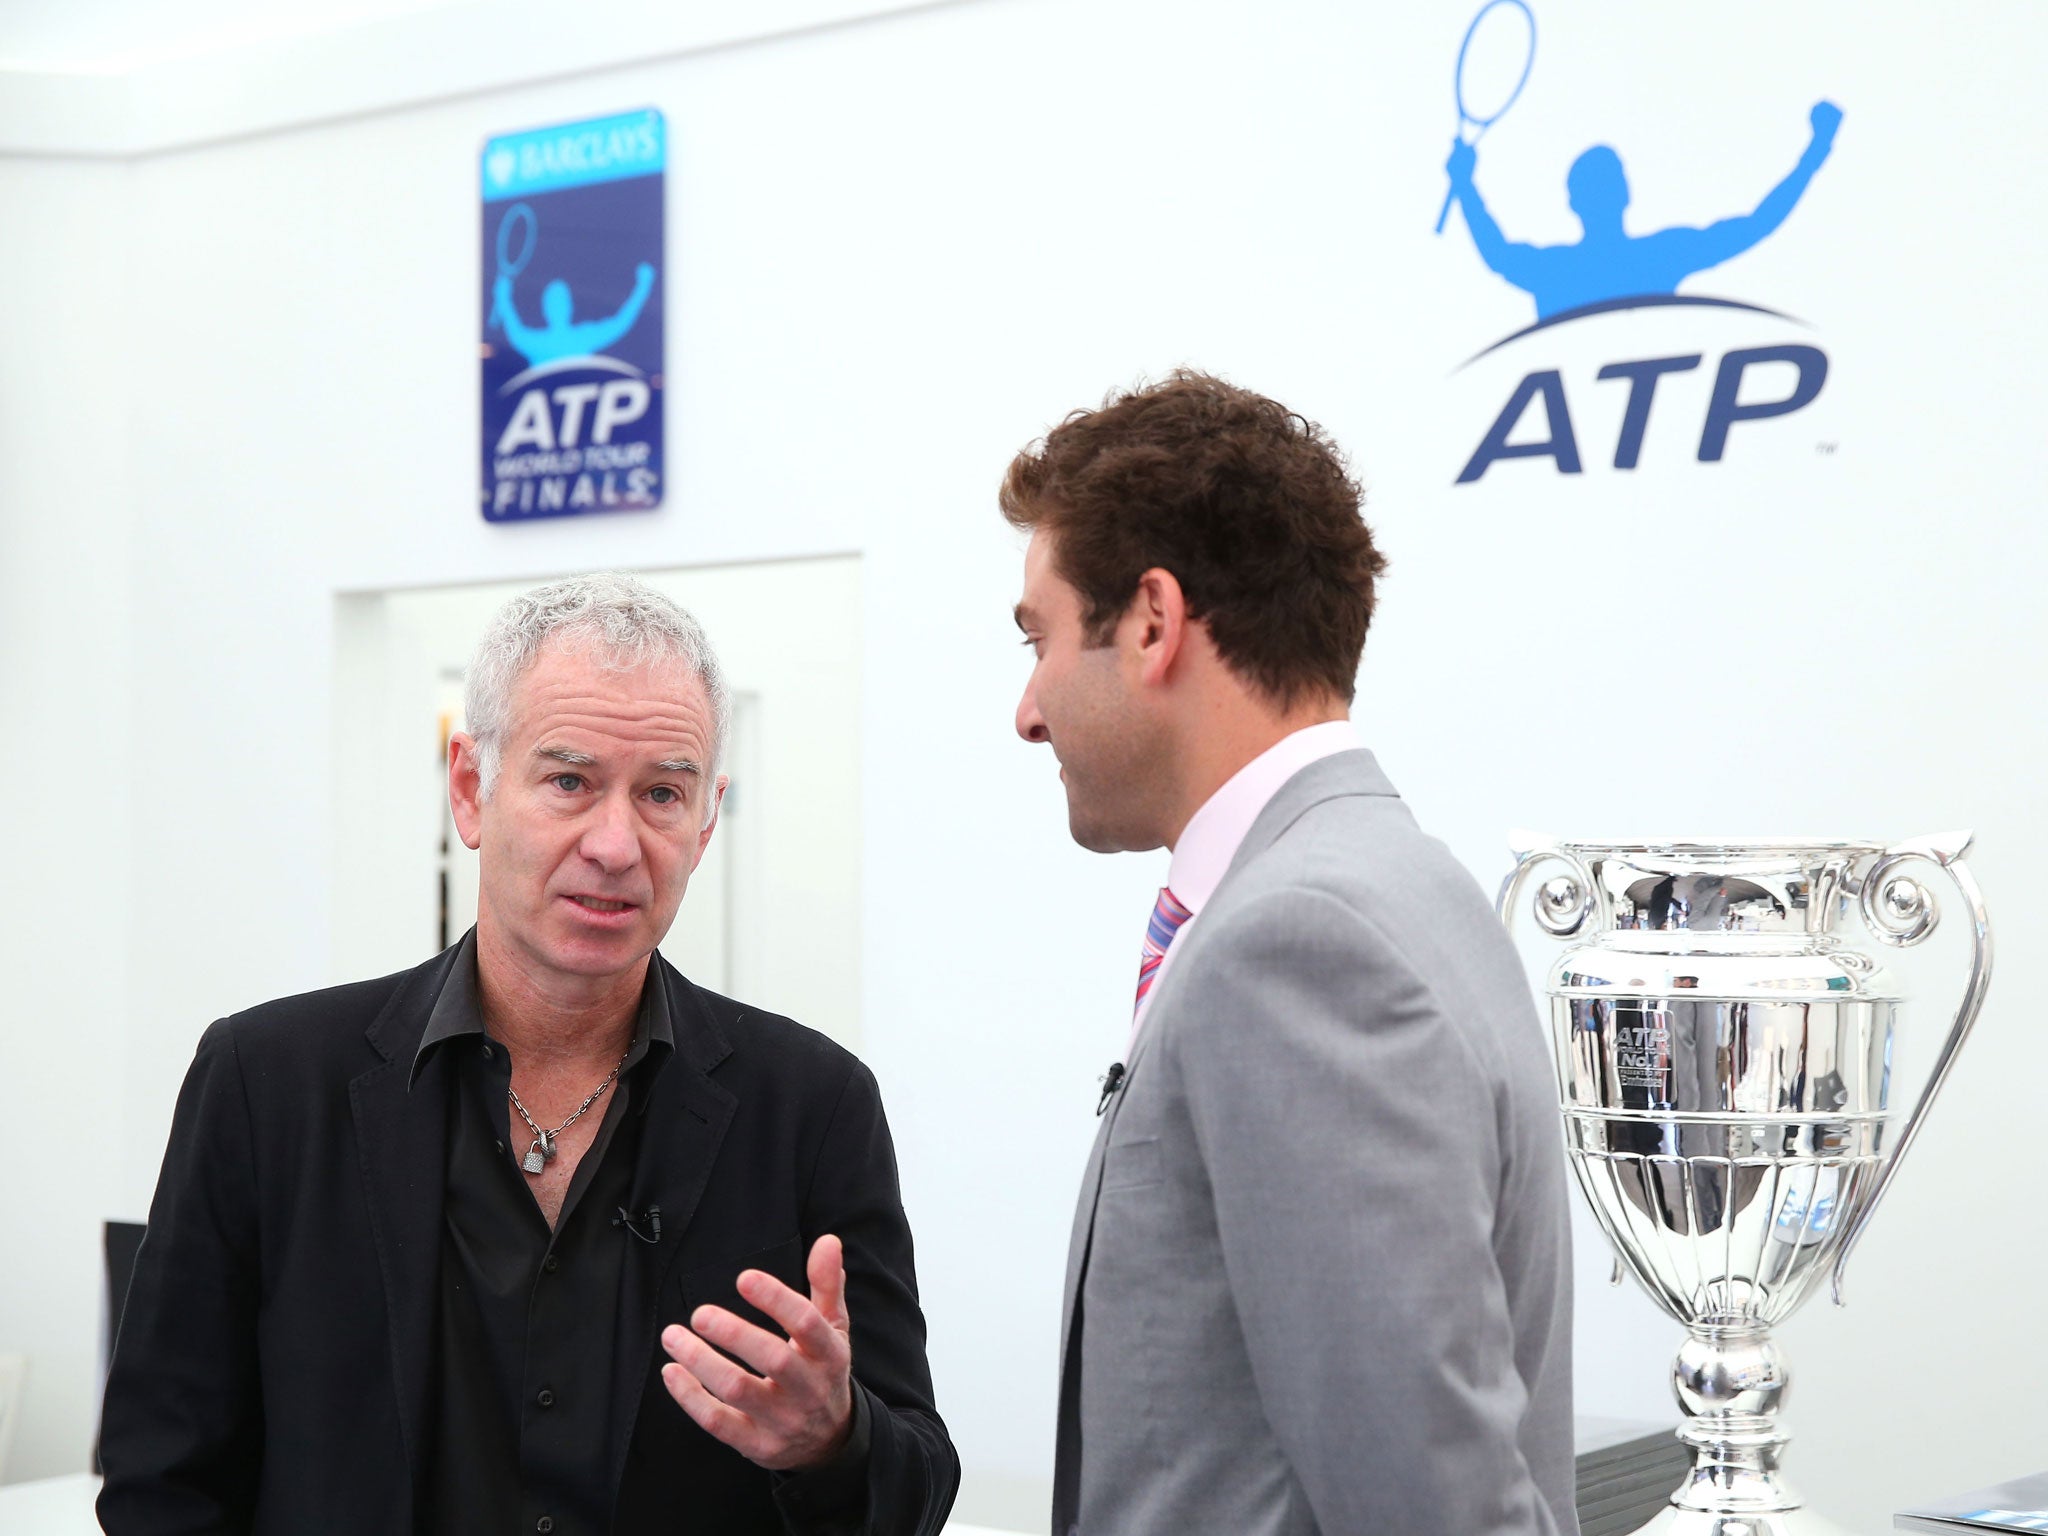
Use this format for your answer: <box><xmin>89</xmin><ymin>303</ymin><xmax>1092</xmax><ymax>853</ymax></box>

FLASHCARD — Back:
<box><xmin>648</xmin><ymin>785</ymin><xmax>680</xmax><ymax>805</ymax></box>
<box><xmin>551</xmin><ymin>773</ymin><xmax>585</xmax><ymax>792</ymax></box>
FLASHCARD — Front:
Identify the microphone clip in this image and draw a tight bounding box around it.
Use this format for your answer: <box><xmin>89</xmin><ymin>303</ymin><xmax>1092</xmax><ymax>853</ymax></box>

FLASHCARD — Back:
<box><xmin>1096</xmin><ymin>1062</ymin><xmax>1126</xmax><ymax>1117</ymax></box>
<box><xmin>613</xmin><ymin>1204</ymin><xmax>662</xmax><ymax>1244</ymax></box>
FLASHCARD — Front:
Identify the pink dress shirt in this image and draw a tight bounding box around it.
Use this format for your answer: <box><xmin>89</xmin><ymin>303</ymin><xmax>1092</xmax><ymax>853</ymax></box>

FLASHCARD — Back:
<box><xmin>1129</xmin><ymin>718</ymin><xmax>1363</xmax><ymax>1050</ymax></box>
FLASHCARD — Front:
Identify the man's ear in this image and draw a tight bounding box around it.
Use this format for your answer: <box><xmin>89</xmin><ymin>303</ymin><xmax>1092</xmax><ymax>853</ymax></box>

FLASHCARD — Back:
<box><xmin>448</xmin><ymin>733</ymin><xmax>486</xmax><ymax>851</ymax></box>
<box><xmin>1128</xmin><ymin>567</ymin><xmax>1189</xmax><ymax>688</ymax></box>
<box><xmin>694</xmin><ymin>775</ymin><xmax>728</xmax><ymax>865</ymax></box>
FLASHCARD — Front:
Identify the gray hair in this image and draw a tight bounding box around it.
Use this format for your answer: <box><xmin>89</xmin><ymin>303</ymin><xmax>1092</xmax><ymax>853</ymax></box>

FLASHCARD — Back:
<box><xmin>465</xmin><ymin>572</ymin><xmax>730</xmax><ymax>813</ymax></box>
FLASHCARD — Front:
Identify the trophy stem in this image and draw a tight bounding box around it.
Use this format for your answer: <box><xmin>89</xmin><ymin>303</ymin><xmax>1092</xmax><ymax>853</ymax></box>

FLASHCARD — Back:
<box><xmin>1668</xmin><ymin>1326</ymin><xmax>1798</xmax><ymax>1517</ymax></box>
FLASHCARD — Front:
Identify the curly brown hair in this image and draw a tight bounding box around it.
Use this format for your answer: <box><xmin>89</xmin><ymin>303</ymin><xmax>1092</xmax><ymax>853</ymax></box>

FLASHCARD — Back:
<box><xmin>1000</xmin><ymin>370</ymin><xmax>1386</xmax><ymax>708</ymax></box>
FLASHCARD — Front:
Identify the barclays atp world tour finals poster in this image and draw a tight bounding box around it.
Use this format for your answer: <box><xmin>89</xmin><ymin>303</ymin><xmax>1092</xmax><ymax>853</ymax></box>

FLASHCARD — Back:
<box><xmin>480</xmin><ymin>109</ymin><xmax>666</xmax><ymax>523</ymax></box>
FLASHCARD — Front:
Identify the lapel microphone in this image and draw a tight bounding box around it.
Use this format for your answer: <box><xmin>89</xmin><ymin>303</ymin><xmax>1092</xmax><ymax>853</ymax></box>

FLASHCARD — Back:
<box><xmin>612</xmin><ymin>1204</ymin><xmax>662</xmax><ymax>1244</ymax></box>
<box><xmin>1097</xmin><ymin>1062</ymin><xmax>1126</xmax><ymax>1116</ymax></box>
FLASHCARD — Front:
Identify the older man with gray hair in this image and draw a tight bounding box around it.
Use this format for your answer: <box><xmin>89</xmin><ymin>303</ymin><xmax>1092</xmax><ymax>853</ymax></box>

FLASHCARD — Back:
<box><xmin>100</xmin><ymin>574</ymin><xmax>958</xmax><ymax>1536</ymax></box>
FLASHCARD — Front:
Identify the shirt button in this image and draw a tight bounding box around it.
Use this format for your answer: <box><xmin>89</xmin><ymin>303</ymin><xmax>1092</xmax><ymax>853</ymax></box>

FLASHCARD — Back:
<box><xmin>542</xmin><ymin>1254</ymin><xmax>559</xmax><ymax>1274</ymax></box>
<box><xmin>536</xmin><ymin>1519</ymin><xmax>554</xmax><ymax>1534</ymax></box>
<box><xmin>494</xmin><ymin>1140</ymin><xmax>506</xmax><ymax>1156</ymax></box>
<box><xmin>537</xmin><ymin>1387</ymin><xmax>556</xmax><ymax>1408</ymax></box>
<box><xmin>480</xmin><ymin>1043</ymin><xmax>493</xmax><ymax>1060</ymax></box>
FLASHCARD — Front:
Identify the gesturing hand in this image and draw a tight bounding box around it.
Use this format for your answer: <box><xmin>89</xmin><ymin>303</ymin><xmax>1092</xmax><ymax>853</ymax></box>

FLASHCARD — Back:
<box><xmin>660</xmin><ymin>1234</ymin><xmax>855</xmax><ymax>1471</ymax></box>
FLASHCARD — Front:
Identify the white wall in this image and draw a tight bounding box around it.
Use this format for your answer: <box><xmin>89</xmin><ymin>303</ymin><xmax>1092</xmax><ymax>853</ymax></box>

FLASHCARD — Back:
<box><xmin>1</xmin><ymin>3</ymin><xmax>2044</xmax><ymax>1530</ymax></box>
<box><xmin>0</xmin><ymin>157</ymin><xmax>136</xmax><ymax>1482</ymax></box>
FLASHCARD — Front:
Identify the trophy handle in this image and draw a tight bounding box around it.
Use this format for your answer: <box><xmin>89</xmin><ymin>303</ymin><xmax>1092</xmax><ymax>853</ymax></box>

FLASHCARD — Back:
<box><xmin>1495</xmin><ymin>829</ymin><xmax>1604</xmax><ymax>938</ymax></box>
<box><xmin>1499</xmin><ymin>834</ymin><xmax>1620</xmax><ymax>1291</ymax></box>
<box><xmin>1829</xmin><ymin>830</ymin><xmax>1994</xmax><ymax>1303</ymax></box>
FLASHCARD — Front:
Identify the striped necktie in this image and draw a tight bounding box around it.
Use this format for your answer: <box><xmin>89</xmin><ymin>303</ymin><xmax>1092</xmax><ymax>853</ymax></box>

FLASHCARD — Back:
<box><xmin>1135</xmin><ymin>886</ymin><xmax>1195</xmax><ymax>1013</ymax></box>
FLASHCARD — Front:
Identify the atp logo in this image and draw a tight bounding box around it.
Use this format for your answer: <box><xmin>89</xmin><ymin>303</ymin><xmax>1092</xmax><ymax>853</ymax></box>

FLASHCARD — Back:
<box><xmin>479</xmin><ymin>110</ymin><xmax>667</xmax><ymax>523</ymax></box>
<box><xmin>1437</xmin><ymin>1</ymin><xmax>1841</xmax><ymax>483</ymax></box>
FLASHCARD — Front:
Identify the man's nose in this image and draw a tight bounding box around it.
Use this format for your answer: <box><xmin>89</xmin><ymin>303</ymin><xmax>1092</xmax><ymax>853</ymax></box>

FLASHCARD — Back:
<box><xmin>580</xmin><ymin>791</ymin><xmax>642</xmax><ymax>871</ymax></box>
<box><xmin>1015</xmin><ymin>680</ymin><xmax>1048</xmax><ymax>744</ymax></box>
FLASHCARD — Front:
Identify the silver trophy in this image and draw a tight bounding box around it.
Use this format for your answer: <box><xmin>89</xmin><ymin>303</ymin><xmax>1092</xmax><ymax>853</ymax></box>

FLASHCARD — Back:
<box><xmin>1499</xmin><ymin>835</ymin><xmax>1992</xmax><ymax>1536</ymax></box>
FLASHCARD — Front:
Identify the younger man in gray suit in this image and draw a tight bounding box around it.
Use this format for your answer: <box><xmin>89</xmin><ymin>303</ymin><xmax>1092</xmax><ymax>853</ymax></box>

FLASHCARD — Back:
<box><xmin>1004</xmin><ymin>372</ymin><xmax>1578</xmax><ymax>1536</ymax></box>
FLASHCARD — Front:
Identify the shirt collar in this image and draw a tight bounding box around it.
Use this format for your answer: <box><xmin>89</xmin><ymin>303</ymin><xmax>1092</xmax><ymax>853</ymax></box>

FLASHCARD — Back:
<box><xmin>1166</xmin><ymin>719</ymin><xmax>1363</xmax><ymax>916</ymax></box>
<box><xmin>409</xmin><ymin>929</ymin><xmax>675</xmax><ymax>1105</ymax></box>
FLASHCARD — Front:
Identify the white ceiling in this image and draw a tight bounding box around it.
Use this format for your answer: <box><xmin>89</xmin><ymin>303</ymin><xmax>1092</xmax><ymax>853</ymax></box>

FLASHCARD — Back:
<box><xmin>0</xmin><ymin>0</ymin><xmax>475</xmax><ymax>73</ymax></box>
<box><xmin>0</xmin><ymin>0</ymin><xmax>938</xmax><ymax>156</ymax></box>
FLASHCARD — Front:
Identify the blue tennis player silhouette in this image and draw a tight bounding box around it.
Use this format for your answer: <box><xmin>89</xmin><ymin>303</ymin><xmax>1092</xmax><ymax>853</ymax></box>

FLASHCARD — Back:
<box><xmin>492</xmin><ymin>260</ymin><xmax>657</xmax><ymax>368</ymax></box>
<box><xmin>1445</xmin><ymin>101</ymin><xmax>1842</xmax><ymax>321</ymax></box>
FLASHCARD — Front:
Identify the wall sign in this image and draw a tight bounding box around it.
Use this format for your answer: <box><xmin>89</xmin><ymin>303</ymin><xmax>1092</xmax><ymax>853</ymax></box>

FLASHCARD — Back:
<box><xmin>480</xmin><ymin>108</ymin><xmax>666</xmax><ymax>522</ymax></box>
<box><xmin>1433</xmin><ymin>4</ymin><xmax>1840</xmax><ymax>483</ymax></box>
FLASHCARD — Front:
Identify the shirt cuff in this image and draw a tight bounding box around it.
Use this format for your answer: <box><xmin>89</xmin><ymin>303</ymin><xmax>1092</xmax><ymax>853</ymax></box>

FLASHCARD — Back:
<box><xmin>770</xmin><ymin>1383</ymin><xmax>871</xmax><ymax>1530</ymax></box>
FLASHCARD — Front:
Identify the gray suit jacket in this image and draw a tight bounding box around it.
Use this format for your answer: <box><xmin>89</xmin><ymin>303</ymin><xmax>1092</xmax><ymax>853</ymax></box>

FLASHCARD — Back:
<box><xmin>1053</xmin><ymin>750</ymin><xmax>1576</xmax><ymax>1536</ymax></box>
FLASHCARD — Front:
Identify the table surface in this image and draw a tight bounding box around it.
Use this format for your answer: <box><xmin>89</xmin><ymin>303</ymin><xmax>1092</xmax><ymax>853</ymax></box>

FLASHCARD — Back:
<box><xmin>0</xmin><ymin>1474</ymin><xmax>97</xmax><ymax>1531</ymax></box>
<box><xmin>0</xmin><ymin>1473</ymin><xmax>1030</xmax><ymax>1536</ymax></box>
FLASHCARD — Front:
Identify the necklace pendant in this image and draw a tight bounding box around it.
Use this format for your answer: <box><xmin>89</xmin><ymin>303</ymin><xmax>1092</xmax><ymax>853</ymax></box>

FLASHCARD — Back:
<box><xmin>522</xmin><ymin>1139</ymin><xmax>547</xmax><ymax>1175</ymax></box>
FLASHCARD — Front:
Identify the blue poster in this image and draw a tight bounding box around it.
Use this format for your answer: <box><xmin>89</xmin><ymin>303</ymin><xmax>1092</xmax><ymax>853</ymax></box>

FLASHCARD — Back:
<box><xmin>480</xmin><ymin>108</ymin><xmax>665</xmax><ymax>522</ymax></box>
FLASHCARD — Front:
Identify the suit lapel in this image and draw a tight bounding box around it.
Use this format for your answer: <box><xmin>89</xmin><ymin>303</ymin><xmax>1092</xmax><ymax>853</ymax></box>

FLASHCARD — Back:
<box><xmin>606</xmin><ymin>956</ymin><xmax>736</xmax><ymax>1485</ymax></box>
<box><xmin>1058</xmin><ymin>1107</ymin><xmax>1113</xmax><ymax>1367</ymax></box>
<box><xmin>348</xmin><ymin>950</ymin><xmax>460</xmax><ymax>1492</ymax></box>
<box><xmin>1055</xmin><ymin>1073</ymin><xmax>1129</xmax><ymax>1528</ymax></box>
<box><xmin>1066</xmin><ymin>750</ymin><xmax>1399</xmax><ymax>1347</ymax></box>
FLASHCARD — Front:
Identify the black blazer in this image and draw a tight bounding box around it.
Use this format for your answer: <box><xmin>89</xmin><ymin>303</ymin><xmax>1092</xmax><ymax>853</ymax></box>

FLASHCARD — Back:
<box><xmin>98</xmin><ymin>946</ymin><xmax>958</xmax><ymax>1534</ymax></box>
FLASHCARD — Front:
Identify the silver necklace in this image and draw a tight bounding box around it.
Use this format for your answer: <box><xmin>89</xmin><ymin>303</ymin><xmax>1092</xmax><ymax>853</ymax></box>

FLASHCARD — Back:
<box><xmin>507</xmin><ymin>1051</ymin><xmax>629</xmax><ymax>1175</ymax></box>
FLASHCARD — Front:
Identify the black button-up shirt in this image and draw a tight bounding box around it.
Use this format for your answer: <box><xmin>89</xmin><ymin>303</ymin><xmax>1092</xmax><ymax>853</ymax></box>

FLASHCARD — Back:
<box><xmin>412</xmin><ymin>933</ymin><xmax>671</xmax><ymax>1536</ymax></box>
<box><xmin>409</xmin><ymin>934</ymin><xmax>868</xmax><ymax>1535</ymax></box>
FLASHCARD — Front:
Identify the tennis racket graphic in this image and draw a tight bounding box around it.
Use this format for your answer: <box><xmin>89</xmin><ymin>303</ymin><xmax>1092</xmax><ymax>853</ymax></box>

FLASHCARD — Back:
<box><xmin>1434</xmin><ymin>0</ymin><xmax>1536</xmax><ymax>235</ymax></box>
<box><xmin>489</xmin><ymin>202</ymin><xmax>537</xmax><ymax>330</ymax></box>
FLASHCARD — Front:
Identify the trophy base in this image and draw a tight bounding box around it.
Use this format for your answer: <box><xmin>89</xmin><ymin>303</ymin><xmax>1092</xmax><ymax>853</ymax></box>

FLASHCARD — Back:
<box><xmin>1627</xmin><ymin>1504</ymin><xmax>1867</xmax><ymax>1536</ymax></box>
